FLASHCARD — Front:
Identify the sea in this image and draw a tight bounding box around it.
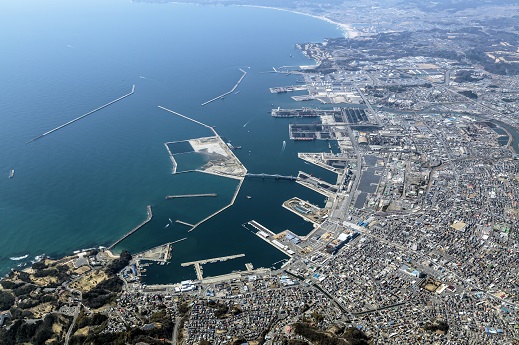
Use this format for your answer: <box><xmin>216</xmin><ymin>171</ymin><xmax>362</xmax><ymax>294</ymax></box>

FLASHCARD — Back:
<box><xmin>0</xmin><ymin>0</ymin><xmax>343</xmax><ymax>283</ymax></box>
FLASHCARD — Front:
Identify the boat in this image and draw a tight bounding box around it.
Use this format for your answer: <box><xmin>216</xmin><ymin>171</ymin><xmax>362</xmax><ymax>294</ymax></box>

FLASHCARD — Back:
<box><xmin>9</xmin><ymin>169</ymin><xmax>14</xmax><ymax>178</ymax></box>
<box><xmin>169</xmin><ymin>218</ymin><xmax>173</xmax><ymax>224</ymax></box>
<box><xmin>234</xmin><ymin>146</ymin><xmax>242</xmax><ymax>149</ymax></box>
<box><xmin>235</xmin><ymin>91</ymin><xmax>240</xmax><ymax>95</ymax></box>
<box><xmin>164</xmin><ymin>223</ymin><xmax>170</xmax><ymax>229</ymax></box>
<box><xmin>246</xmin><ymin>196</ymin><xmax>252</xmax><ymax>199</ymax></box>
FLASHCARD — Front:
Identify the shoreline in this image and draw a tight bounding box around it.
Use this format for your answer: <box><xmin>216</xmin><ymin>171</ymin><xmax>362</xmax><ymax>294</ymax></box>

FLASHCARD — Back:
<box><xmin>164</xmin><ymin>1</ymin><xmax>359</xmax><ymax>38</ymax></box>
<box><xmin>238</xmin><ymin>4</ymin><xmax>360</xmax><ymax>39</ymax></box>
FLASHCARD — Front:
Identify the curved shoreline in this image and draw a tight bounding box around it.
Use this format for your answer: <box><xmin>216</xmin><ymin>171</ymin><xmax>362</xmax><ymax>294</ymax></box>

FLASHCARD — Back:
<box><xmin>165</xmin><ymin>1</ymin><xmax>359</xmax><ymax>38</ymax></box>
<box><xmin>237</xmin><ymin>4</ymin><xmax>360</xmax><ymax>39</ymax></box>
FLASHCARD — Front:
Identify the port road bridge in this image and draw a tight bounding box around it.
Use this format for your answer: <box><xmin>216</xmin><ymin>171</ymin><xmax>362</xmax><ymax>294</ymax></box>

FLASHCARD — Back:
<box><xmin>245</xmin><ymin>173</ymin><xmax>298</xmax><ymax>181</ymax></box>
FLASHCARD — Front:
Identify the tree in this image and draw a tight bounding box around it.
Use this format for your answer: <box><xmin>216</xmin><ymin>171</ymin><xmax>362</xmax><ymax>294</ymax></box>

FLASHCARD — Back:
<box><xmin>0</xmin><ymin>291</ymin><xmax>15</xmax><ymax>311</ymax></box>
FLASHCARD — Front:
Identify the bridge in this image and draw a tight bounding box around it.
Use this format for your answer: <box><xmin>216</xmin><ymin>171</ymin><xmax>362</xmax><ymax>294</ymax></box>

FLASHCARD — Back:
<box><xmin>245</xmin><ymin>173</ymin><xmax>298</xmax><ymax>181</ymax></box>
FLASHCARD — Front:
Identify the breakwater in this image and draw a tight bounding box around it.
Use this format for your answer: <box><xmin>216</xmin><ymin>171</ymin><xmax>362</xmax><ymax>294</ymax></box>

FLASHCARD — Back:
<box><xmin>27</xmin><ymin>85</ymin><xmax>135</xmax><ymax>144</ymax></box>
<box><xmin>109</xmin><ymin>205</ymin><xmax>152</xmax><ymax>249</ymax></box>
<box><xmin>201</xmin><ymin>69</ymin><xmax>247</xmax><ymax>106</ymax></box>
<box><xmin>165</xmin><ymin>193</ymin><xmax>217</xmax><ymax>199</ymax></box>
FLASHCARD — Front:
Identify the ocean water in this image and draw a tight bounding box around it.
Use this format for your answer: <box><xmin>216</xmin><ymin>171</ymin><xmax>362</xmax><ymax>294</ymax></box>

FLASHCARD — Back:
<box><xmin>0</xmin><ymin>0</ymin><xmax>341</xmax><ymax>282</ymax></box>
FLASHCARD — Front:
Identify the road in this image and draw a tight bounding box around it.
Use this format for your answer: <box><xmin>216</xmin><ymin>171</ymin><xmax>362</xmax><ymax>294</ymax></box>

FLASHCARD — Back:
<box><xmin>172</xmin><ymin>316</ymin><xmax>181</xmax><ymax>345</ymax></box>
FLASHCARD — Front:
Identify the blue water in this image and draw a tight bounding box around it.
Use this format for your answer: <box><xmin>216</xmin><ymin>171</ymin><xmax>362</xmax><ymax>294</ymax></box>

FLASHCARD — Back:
<box><xmin>0</xmin><ymin>0</ymin><xmax>341</xmax><ymax>282</ymax></box>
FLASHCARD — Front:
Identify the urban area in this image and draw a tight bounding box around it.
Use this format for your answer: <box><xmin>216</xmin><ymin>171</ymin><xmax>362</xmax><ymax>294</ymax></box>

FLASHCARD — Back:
<box><xmin>1</xmin><ymin>0</ymin><xmax>519</xmax><ymax>344</ymax></box>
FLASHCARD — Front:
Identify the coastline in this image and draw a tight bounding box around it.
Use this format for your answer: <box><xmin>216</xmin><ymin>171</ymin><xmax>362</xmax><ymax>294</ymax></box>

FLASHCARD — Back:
<box><xmin>164</xmin><ymin>1</ymin><xmax>359</xmax><ymax>38</ymax></box>
<box><xmin>238</xmin><ymin>4</ymin><xmax>360</xmax><ymax>39</ymax></box>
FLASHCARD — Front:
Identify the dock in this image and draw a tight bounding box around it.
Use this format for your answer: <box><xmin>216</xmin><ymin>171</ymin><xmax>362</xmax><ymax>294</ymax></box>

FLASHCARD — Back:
<box><xmin>297</xmin><ymin>171</ymin><xmax>338</xmax><ymax>197</ymax></box>
<box><xmin>247</xmin><ymin>220</ymin><xmax>276</xmax><ymax>237</ymax></box>
<box><xmin>181</xmin><ymin>254</ymin><xmax>245</xmax><ymax>281</ymax></box>
<box><xmin>201</xmin><ymin>69</ymin><xmax>247</xmax><ymax>106</ymax></box>
<box><xmin>109</xmin><ymin>205</ymin><xmax>152</xmax><ymax>249</ymax></box>
<box><xmin>165</xmin><ymin>193</ymin><xmax>217</xmax><ymax>199</ymax></box>
<box><xmin>27</xmin><ymin>85</ymin><xmax>135</xmax><ymax>144</ymax></box>
<box><xmin>246</xmin><ymin>220</ymin><xmax>294</xmax><ymax>257</ymax></box>
<box><xmin>271</xmin><ymin>107</ymin><xmax>341</xmax><ymax>118</ymax></box>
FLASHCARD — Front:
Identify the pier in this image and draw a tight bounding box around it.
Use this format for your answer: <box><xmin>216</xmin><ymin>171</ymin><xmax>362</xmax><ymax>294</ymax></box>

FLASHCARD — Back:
<box><xmin>246</xmin><ymin>220</ymin><xmax>294</xmax><ymax>257</ymax></box>
<box><xmin>201</xmin><ymin>69</ymin><xmax>247</xmax><ymax>106</ymax></box>
<box><xmin>109</xmin><ymin>205</ymin><xmax>152</xmax><ymax>249</ymax></box>
<box><xmin>165</xmin><ymin>193</ymin><xmax>217</xmax><ymax>199</ymax></box>
<box><xmin>27</xmin><ymin>85</ymin><xmax>135</xmax><ymax>144</ymax></box>
<box><xmin>181</xmin><ymin>254</ymin><xmax>245</xmax><ymax>281</ymax></box>
<box><xmin>245</xmin><ymin>173</ymin><xmax>298</xmax><ymax>181</ymax></box>
<box><xmin>297</xmin><ymin>171</ymin><xmax>338</xmax><ymax>197</ymax></box>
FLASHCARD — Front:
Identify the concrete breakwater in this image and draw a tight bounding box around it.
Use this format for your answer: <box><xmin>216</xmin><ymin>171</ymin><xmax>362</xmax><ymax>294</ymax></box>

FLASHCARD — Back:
<box><xmin>109</xmin><ymin>205</ymin><xmax>152</xmax><ymax>250</ymax></box>
<box><xmin>201</xmin><ymin>69</ymin><xmax>247</xmax><ymax>106</ymax></box>
<box><xmin>27</xmin><ymin>85</ymin><xmax>135</xmax><ymax>144</ymax></box>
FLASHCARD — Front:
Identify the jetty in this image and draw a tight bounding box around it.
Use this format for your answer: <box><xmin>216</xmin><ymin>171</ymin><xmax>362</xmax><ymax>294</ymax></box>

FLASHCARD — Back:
<box><xmin>165</xmin><ymin>193</ymin><xmax>217</xmax><ymax>199</ymax></box>
<box><xmin>201</xmin><ymin>69</ymin><xmax>247</xmax><ymax>106</ymax></box>
<box><xmin>175</xmin><ymin>220</ymin><xmax>194</xmax><ymax>228</ymax></box>
<box><xmin>181</xmin><ymin>254</ymin><xmax>245</xmax><ymax>280</ymax></box>
<box><xmin>27</xmin><ymin>85</ymin><xmax>135</xmax><ymax>144</ymax></box>
<box><xmin>109</xmin><ymin>205</ymin><xmax>152</xmax><ymax>249</ymax></box>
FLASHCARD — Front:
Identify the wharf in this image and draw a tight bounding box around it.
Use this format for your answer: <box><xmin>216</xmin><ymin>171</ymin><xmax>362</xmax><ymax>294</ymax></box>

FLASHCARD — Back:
<box><xmin>298</xmin><ymin>152</ymin><xmax>343</xmax><ymax>173</ymax></box>
<box><xmin>27</xmin><ymin>85</ymin><xmax>135</xmax><ymax>144</ymax></box>
<box><xmin>269</xmin><ymin>85</ymin><xmax>308</xmax><ymax>94</ymax></box>
<box><xmin>181</xmin><ymin>254</ymin><xmax>245</xmax><ymax>281</ymax></box>
<box><xmin>181</xmin><ymin>254</ymin><xmax>245</xmax><ymax>267</ymax></box>
<box><xmin>165</xmin><ymin>193</ymin><xmax>217</xmax><ymax>199</ymax></box>
<box><xmin>297</xmin><ymin>171</ymin><xmax>338</xmax><ymax>197</ymax></box>
<box><xmin>109</xmin><ymin>205</ymin><xmax>152</xmax><ymax>249</ymax></box>
<box><xmin>246</xmin><ymin>220</ymin><xmax>294</xmax><ymax>257</ymax></box>
<box><xmin>247</xmin><ymin>220</ymin><xmax>276</xmax><ymax>237</ymax></box>
<box><xmin>201</xmin><ymin>68</ymin><xmax>247</xmax><ymax>106</ymax></box>
<box><xmin>271</xmin><ymin>107</ymin><xmax>341</xmax><ymax>118</ymax></box>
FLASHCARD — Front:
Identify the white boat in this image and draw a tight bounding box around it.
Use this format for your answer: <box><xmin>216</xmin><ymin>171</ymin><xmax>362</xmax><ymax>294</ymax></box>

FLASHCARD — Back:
<box><xmin>164</xmin><ymin>223</ymin><xmax>170</xmax><ymax>229</ymax></box>
<box><xmin>9</xmin><ymin>169</ymin><xmax>14</xmax><ymax>178</ymax></box>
